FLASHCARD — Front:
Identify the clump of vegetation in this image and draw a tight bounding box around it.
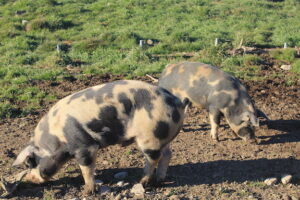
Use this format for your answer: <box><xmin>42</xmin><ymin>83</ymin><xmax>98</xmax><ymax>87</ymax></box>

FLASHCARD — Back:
<box><xmin>0</xmin><ymin>0</ymin><xmax>299</xmax><ymax>118</ymax></box>
<box><xmin>270</xmin><ymin>49</ymin><xmax>297</xmax><ymax>63</ymax></box>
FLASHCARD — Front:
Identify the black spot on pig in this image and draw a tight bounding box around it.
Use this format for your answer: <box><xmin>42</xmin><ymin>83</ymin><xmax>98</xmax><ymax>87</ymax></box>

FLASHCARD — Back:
<box><xmin>154</xmin><ymin>121</ymin><xmax>169</xmax><ymax>139</ymax></box>
<box><xmin>63</xmin><ymin>116</ymin><xmax>97</xmax><ymax>152</ymax></box>
<box><xmin>67</xmin><ymin>80</ymin><xmax>128</xmax><ymax>104</ymax></box>
<box><xmin>86</xmin><ymin>106</ymin><xmax>124</xmax><ymax>145</ymax></box>
<box><xmin>75</xmin><ymin>149</ymin><xmax>94</xmax><ymax>166</ymax></box>
<box><xmin>26</xmin><ymin>155</ymin><xmax>37</xmax><ymax>168</ymax></box>
<box><xmin>172</xmin><ymin>109</ymin><xmax>180</xmax><ymax>123</ymax></box>
<box><xmin>118</xmin><ymin>93</ymin><xmax>133</xmax><ymax>115</ymax></box>
<box><xmin>144</xmin><ymin>149</ymin><xmax>161</xmax><ymax>160</ymax></box>
<box><xmin>160</xmin><ymin>88</ymin><xmax>173</xmax><ymax>96</ymax></box>
<box><xmin>131</xmin><ymin>88</ymin><xmax>154</xmax><ymax>118</ymax></box>
<box><xmin>39</xmin><ymin>147</ymin><xmax>71</xmax><ymax>178</ymax></box>
<box><xmin>95</xmin><ymin>80</ymin><xmax>129</xmax><ymax>104</ymax></box>
<box><xmin>68</xmin><ymin>88</ymin><xmax>95</xmax><ymax>104</ymax></box>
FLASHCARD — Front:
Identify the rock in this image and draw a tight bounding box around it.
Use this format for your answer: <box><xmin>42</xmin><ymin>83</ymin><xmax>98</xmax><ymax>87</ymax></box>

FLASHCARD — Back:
<box><xmin>114</xmin><ymin>172</ymin><xmax>128</xmax><ymax>180</ymax></box>
<box><xmin>281</xmin><ymin>174</ymin><xmax>293</xmax><ymax>185</ymax></box>
<box><xmin>291</xmin><ymin>196</ymin><xmax>300</xmax><ymax>200</ymax></box>
<box><xmin>114</xmin><ymin>193</ymin><xmax>122</xmax><ymax>200</ymax></box>
<box><xmin>22</xmin><ymin>20</ymin><xmax>28</xmax><ymax>26</ymax></box>
<box><xmin>130</xmin><ymin>183</ymin><xmax>145</xmax><ymax>199</ymax></box>
<box><xmin>281</xmin><ymin>65</ymin><xmax>292</xmax><ymax>71</ymax></box>
<box><xmin>169</xmin><ymin>195</ymin><xmax>180</xmax><ymax>200</ymax></box>
<box><xmin>282</xmin><ymin>195</ymin><xmax>292</xmax><ymax>200</ymax></box>
<box><xmin>95</xmin><ymin>179</ymin><xmax>104</xmax><ymax>186</ymax></box>
<box><xmin>163</xmin><ymin>189</ymin><xmax>172</xmax><ymax>196</ymax></box>
<box><xmin>102</xmin><ymin>160</ymin><xmax>109</xmax><ymax>165</ymax></box>
<box><xmin>117</xmin><ymin>181</ymin><xmax>124</xmax><ymax>187</ymax></box>
<box><xmin>248</xmin><ymin>194</ymin><xmax>259</xmax><ymax>200</ymax></box>
<box><xmin>147</xmin><ymin>39</ymin><xmax>154</xmax><ymax>45</ymax></box>
<box><xmin>264</xmin><ymin>177</ymin><xmax>277</xmax><ymax>185</ymax></box>
<box><xmin>99</xmin><ymin>185</ymin><xmax>111</xmax><ymax>194</ymax></box>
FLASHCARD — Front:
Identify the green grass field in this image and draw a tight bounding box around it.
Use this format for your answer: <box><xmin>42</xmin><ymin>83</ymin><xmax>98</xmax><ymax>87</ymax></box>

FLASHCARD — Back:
<box><xmin>0</xmin><ymin>0</ymin><xmax>299</xmax><ymax>118</ymax></box>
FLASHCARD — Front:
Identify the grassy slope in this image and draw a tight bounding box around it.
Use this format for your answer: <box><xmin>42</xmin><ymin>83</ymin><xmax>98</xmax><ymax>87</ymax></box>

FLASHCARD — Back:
<box><xmin>0</xmin><ymin>0</ymin><xmax>299</xmax><ymax>118</ymax></box>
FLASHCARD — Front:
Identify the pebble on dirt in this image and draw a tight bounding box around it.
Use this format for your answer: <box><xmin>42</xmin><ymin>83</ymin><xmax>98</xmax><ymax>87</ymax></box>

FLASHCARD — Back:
<box><xmin>281</xmin><ymin>174</ymin><xmax>293</xmax><ymax>185</ymax></box>
<box><xmin>264</xmin><ymin>177</ymin><xmax>277</xmax><ymax>185</ymax></box>
<box><xmin>95</xmin><ymin>179</ymin><xmax>104</xmax><ymax>186</ymax></box>
<box><xmin>114</xmin><ymin>171</ymin><xmax>128</xmax><ymax>180</ymax></box>
<box><xmin>169</xmin><ymin>194</ymin><xmax>180</xmax><ymax>200</ymax></box>
<box><xmin>99</xmin><ymin>185</ymin><xmax>111</xmax><ymax>194</ymax></box>
<box><xmin>130</xmin><ymin>183</ymin><xmax>145</xmax><ymax>199</ymax></box>
<box><xmin>280</xmin><ymin>65</ymin><xmax>292</xmax><ymax>71</ymax></box>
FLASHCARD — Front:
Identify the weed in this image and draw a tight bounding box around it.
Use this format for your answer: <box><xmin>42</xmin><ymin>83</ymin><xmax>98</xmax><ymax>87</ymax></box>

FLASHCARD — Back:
<box><xmin>127</xmin><ymin>150</ymin><xmax>133</xmax><ymax>155</ymax></box>
<box><xmin>247</xmin><ymin>181</ymin><xmax>267</xmax><ymax>188</ymax></box>
<box><xmin>43</xmin><ymin>189</ymin><xmax>55</xmax><ymax>200</ymax></box>
<box><xmin>292</xmin><ymin>59</ymin><xmax>300</xmax><ymax>74</ymax></box>
<box><xmin>270</xmin><ymin>49</ymin><xmax>297</xmax><ymax>63</ymax></box>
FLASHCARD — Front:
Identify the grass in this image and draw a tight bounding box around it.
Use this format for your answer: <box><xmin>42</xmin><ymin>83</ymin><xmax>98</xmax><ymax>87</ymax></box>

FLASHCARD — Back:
<box><xmin>0</xmin><ymin>0</ymin><xmax>300</xmax><ymax>118</ymax></box>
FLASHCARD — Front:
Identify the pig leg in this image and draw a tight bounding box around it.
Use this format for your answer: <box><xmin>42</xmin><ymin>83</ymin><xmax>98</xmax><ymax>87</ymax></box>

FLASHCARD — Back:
<box><xmin>209</xmin><ymin>109</ymin><xmax>221</xmax><ymax>142</ymax></box>
<box><xmin>141</xmin><ymin>150</ymin><xmax>160</xmax><ymax>185</ymax></box>
<box><xmin>76</xmin><ymin>147</ymin><xmax>98</xmax><ymax>195</ymax></box>
<box><xmin>140</xmin><ymin>148</ymin><xmax>161</xmax><ymax>186</ymax></box>
<box><xmin>156</xmin><ymin>145</ymin><xmax>172</xmax><ymax>182</ymax></box>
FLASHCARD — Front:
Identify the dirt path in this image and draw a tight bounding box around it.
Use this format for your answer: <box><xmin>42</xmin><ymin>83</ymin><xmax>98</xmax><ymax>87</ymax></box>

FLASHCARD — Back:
<box><xmin>0</xmin><ymin>75</ymin><xmax>299</xmax><ymax>200</ymax></box>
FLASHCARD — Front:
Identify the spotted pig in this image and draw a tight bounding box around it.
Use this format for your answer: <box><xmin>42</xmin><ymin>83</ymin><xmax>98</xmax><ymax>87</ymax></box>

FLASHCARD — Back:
<box><xmin>13</xmin><ymin>80</ymin><xmax>189</xmax><ymax>195</ymax></box>
<box><xmin>158</xmin><ymin>62</ymin><xmax>268</xmax><ymax>143</ymax></box>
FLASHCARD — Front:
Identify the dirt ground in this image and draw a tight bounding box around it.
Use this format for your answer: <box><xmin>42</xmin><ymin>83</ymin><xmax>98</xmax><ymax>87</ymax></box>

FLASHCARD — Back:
<box><xmin>0</xmin><ymin>73</ymin><xmax>299</xmax><ymax>200</ymax></box>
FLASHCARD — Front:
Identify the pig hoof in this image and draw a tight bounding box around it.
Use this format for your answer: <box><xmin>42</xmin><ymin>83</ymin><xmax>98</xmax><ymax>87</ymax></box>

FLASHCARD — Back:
<box><xmin>83</xmin><ymin>185</ymin><xmax>95</xmax><ymax>196</ymax></box>
<box><xmin>140</xmin><ymin>176</ymin><xmax>157</xmax><ymax>187</ymax></box>
<box><xmin>212</xmin><ymin>138</ymin><xmax>219</xmax><ymax>142</ymax></box>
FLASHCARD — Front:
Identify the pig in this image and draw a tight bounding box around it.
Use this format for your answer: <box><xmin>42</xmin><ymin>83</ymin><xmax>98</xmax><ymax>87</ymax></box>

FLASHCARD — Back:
<box><xmin>158</xmin><ymin>62</ymin><xmax>268</xmax><ymax>143</ymax></box>
<box><xmin>12</xmin><ymin>80</ymin><xmax>189</xmax><ymax>195</ymax></box>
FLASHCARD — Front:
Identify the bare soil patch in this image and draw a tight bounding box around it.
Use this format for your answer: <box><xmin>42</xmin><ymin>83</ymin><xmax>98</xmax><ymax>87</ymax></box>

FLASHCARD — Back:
<box><xmin>0</xmin><ymin>74</ymin><xmax>299</xmax><ymax>200</ymax></box>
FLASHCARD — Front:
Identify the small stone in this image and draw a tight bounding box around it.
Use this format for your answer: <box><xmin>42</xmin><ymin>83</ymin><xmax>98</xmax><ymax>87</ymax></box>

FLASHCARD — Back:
<box><xmin>281</xmin><ymin>65</ymin><xmax>292</xmax><ymax>71</ymax></box>
<box><xmin>147</xmin><ymin>39</ymin><xmax>154</xmax><ymax>45</ymax></box>
<box><xmin>282</xmin><ymin>195</ymin><xmax>292</xmax><ymax>200</ymax></box>
<box><xmin>102</xmin><ymin>160</ymin><xmax>109</xmax><ymax>165</ymax></box>
<box><xmin>130</xmin><ymin>183</ymin><xmax>145</xmax><ymax>196</ymax></box>
<box><xmin>99</xmin><ymin>185</ymin><xmax>111</xmax><ymax>194</ymax></box>
<box><xmin>248</xmin><ymin>194</ymin><xmax>258</xmax><ymax>200</ymax></box>
<box><xmin>291</xmin><ymin>196</ymin><xmax>300</xmax><ymax>200</ymax></box>
<box><xmin>117</xmin><ymin>181</ymin><xmax>124</xmax><ymax>187</ymax></box>
<box><xmin>114</xmin><ymin>193</ymin><xmax>122</xmax><ymax>200</ymax></box>
<box><xmin>114</xmin><ymin>172</ymin><xmax>128</xmax><ymax>180</ymax></box>
<box><xmin>169</xmin><ymin>195</ymin><xmax>180</xmax><ymax>200</ymax></box>
<box><xmin>22</xmin><ymin>20</ymin><xmax>28</xmax><ymax>25</ymax></box>
<box><xmin>163</xmin><ymin>189</ymin><xmax>171</xmax><ymax>196</ymax></box>
<box><xmin>264</xmin><ymin>177</ymin><xmax>277</xmax><ymax>185</ymax></box>
<box><xmin>95</xmin><ymin>179</ymin><xmax>104</xmax><ymax>186</ymax></box>
<box><xmin>281</xmin><ymin>174</ymin><xmax>293</xmax><ymax>185</ymax></box>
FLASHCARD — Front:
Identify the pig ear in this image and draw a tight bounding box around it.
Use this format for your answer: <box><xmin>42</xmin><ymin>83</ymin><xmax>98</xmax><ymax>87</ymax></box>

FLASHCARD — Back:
<box><xmin>12</xmin><ymin>145</ymin><xmax>35</xmax><ymax>166</ymax></box>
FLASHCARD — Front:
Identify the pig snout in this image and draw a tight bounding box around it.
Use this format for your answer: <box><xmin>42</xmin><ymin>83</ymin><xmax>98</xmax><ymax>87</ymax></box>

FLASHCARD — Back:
<box><xmin>237</xmin><ymin>127</ymin><xmax>257</xmax><ymax>144</ymax></box>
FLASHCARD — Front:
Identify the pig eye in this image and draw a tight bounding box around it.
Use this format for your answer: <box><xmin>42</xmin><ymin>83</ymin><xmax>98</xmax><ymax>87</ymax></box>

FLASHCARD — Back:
<box><xmin>25</xmin><ymin>155</ymin><xmax>38</xmax><ymax>168</ymax></box>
